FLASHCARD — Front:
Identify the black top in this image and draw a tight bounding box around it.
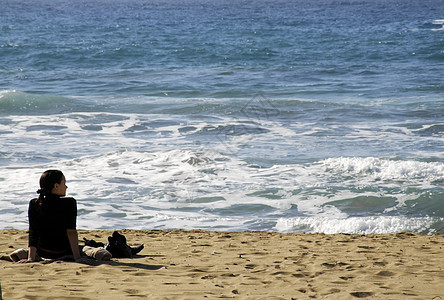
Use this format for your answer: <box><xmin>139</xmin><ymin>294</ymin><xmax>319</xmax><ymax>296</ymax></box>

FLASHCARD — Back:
<box><xmin>28</xmin><ymin>194</ymin><xmax>77</xmax><ymax>253</ymax></box>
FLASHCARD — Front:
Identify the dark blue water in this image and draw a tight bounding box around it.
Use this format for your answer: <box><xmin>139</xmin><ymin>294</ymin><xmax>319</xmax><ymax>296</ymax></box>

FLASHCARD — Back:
<box><xmin>2</xmin><ymin>0</ymin><xmax>443</xmax><ymax>99</ymax></box>
<box><xmin>1</xmin><ymin>0</ymin><xmax>443</xmax><ymax>233</ymax></box>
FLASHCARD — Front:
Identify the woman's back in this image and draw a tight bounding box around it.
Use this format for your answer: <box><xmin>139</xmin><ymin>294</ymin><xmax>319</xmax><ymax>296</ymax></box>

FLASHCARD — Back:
<box><xmin>28</xmin><ymin>194</ymin><xmax>77</xmax><ymax>253</ymax></box>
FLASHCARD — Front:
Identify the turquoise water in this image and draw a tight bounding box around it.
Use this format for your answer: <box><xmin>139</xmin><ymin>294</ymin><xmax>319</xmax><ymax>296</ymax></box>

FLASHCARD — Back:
<box><xmin>1</xmin><ymin>0</ymin><xmax>443</xmax><ymax>233</ymax></box>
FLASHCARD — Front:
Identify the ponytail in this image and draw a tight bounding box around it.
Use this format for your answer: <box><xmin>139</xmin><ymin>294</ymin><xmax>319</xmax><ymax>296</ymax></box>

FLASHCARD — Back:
<box><xmin>36</xmin><ymin>188</ymin><xmax>46</xmax><ymax>207</ymax></box>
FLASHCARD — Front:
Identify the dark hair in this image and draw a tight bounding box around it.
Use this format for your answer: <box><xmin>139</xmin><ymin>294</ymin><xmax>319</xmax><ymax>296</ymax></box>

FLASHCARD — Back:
<box><xmin>36</xmin><ymin>170</ymin><xmax>65</xmax><ymax>206</ymax></box>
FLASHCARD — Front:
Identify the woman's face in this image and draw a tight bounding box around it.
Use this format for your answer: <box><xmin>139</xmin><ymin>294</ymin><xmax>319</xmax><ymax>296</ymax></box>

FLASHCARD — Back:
<box><xmin>52</xmin><ymin>177</ymin><xmax>67</xmax><ymax>196</ymax></box>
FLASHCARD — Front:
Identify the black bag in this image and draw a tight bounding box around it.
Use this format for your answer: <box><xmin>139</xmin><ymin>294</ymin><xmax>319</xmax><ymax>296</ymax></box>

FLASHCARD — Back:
<box><xmin>83</xmin><ymin>238</ymin><xmax>105</xmax><ymax>248</ymax></box>
<box><xmin>105</xmin><ymin>231</ymin><xmax>144</xmax><ymax>258</ymax></box>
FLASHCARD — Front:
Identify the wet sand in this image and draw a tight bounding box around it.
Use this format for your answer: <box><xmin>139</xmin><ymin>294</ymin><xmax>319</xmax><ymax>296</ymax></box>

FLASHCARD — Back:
<box><xmin>1</xmin><ymin>229</ymin><xmax>443</xmax><ymax>299</ymax></box>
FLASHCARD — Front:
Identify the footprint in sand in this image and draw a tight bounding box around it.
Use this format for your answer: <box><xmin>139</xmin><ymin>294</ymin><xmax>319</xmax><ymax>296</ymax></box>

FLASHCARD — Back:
<box><xmin>244</xmin><ymin>264</ymin><xmax>257</xmax><ymax>270</ymax></box>
<box><xmin>376</xmin><ymin>271</ymin><xmax>394</xmax><ymax>277</ymax></box>
<box><xmin>350</xmin><ymin>291</ymin><xmax>374</xmax><ymax>298</ymax></box>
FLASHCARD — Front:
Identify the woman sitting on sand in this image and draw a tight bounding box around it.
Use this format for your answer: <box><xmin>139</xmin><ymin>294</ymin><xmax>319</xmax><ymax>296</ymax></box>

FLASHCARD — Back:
<box><xmin>12</xmin><ymin>170</ymin><xmax>89</xmax><ymax>263</ymax></box>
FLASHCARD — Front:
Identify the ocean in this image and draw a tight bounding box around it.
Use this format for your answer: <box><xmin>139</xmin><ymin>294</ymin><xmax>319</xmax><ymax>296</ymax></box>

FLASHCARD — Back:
<box><xmin>1</xmin><ymin>0</ymin><xmax>443</xmax><ymax>234</ymax></box>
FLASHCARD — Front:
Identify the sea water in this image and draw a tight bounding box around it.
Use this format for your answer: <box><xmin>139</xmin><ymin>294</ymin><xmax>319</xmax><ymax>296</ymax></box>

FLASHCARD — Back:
<box><xmin>1</xmin><ymin>0</ymin><xmax>443</xmax><ymax>234</ymax></box>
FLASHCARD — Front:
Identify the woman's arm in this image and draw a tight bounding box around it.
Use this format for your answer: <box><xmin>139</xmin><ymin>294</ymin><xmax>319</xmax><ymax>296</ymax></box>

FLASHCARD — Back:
<box><xmin>19</xmin><ymin>200</ymin><xmax>39</xmax><ymax>263</ymax></box>
<box><xmin>67</xmin><ymin>229</ymin><xmax>81</xmax><ymax>261</ymax></box>
<box><xmin>28</xmin><ymin>246</ymin><xmax>37</xmax><ymax>261</ymax></box>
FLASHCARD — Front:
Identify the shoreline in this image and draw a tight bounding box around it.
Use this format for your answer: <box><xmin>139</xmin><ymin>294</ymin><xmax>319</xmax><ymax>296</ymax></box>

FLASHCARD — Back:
<box><xmin>1</xmin><ymin>229</ymin><xmax>443</xmax><ymax>299</ymax></box>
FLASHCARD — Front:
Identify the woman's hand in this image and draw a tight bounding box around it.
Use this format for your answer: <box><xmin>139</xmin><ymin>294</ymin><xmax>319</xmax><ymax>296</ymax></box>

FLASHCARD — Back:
<box><xmin>15</xmin><ymin>246</ymin><xmax>37</xmax><ymax>263</ymax></box>
<box><xmin>16</xmin><ymin>258</ymin><xmax>35</xmax><ymax>264</ymax></box>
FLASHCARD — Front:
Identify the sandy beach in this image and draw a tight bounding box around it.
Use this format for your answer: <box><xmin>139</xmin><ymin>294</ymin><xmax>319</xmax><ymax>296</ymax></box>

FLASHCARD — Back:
<box><xmin>0</xmin><ymin>229</ymin><xmax>443</xmax><ymax>299</ymax></box>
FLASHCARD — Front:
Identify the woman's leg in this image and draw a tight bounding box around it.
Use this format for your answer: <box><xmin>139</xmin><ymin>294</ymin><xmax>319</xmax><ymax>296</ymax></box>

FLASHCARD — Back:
<box><xmin>82</xmin><ymin>246</ymin><xmax>112</xmax><ymax>261</ymax></box>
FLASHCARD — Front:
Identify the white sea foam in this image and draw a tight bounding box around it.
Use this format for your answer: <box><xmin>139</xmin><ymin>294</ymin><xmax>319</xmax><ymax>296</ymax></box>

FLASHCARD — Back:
<box><xmin>432</xmin><ymin>19</ymin><xmax>444</xmax><ymax>31</ymax></box>
<box><xmin>321</xmin><ymin>157</ymin><xmax>444</xmax><ymax>184</ymax></box>
<box><xmin>1</xmin><ymin>149</ymin><xmax>442</xmax><ymax>233</ymax></box>
<box><xmin>0</xmin><ymin>90</ymin><xmax>16</xmax><ymax>98</ymax></box>
<box><xmin>275</xmin><ymin>216</ymin><xmax>443</xmax><ymax>234</ymax></box>
<box><xmin>1</xmin><ymin>110</ymin><xmax>443</xmax><ymax>233</ymax></box>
